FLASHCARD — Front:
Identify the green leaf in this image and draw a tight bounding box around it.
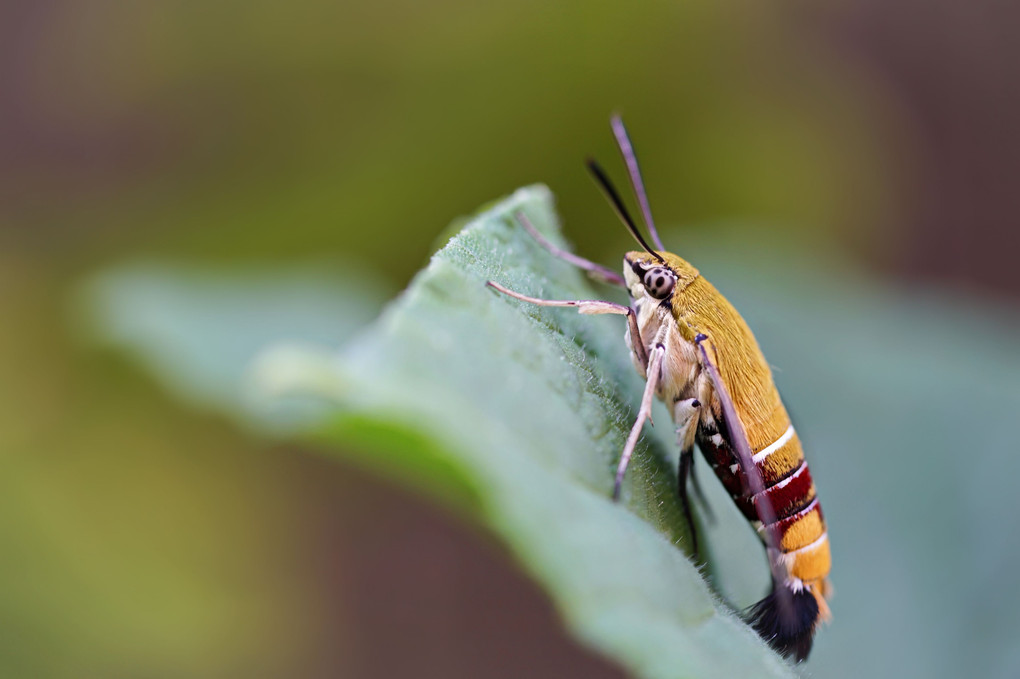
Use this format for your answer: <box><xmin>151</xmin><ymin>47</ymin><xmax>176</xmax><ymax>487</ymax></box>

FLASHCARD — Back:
<box><xmin>79</xmin><ymin>260</ymin><xmax>394</xmax><ymax>429</ymax></box>
<box><xmin>82</xmin><ymin>186</ymin><xmax>796</xmax><ymax>678</ymax></box>
<box><xmin>83</xmin><ymin>184</ymin><xmax>1020</xmax><ymax>678</ymax></box>
<box><xmin>246</xmin><ymin>185</ymin><xmax>796</xmax><ymax>678</ymax></box>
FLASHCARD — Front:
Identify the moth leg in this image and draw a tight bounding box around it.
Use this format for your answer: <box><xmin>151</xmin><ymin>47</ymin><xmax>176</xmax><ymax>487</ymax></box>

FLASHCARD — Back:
<box><xmin>694</xmin><ymin>334</ymin><xmax>794</xmax><ymax>614</ymax></box>
<box><xmin>678</xmin><ymin>449</ymin><xmax>699</xmax><ymax>557</ymax></box>
<box><xmin>677</xmin><ymin>452</ymin><xmax>717</xmax><ymax>563</ymax></box>
<box><xmin>686</xmin><ymin>379</ymin><xmax>719</xmax><ymax>524</ymax></box>
<box><xmin>514</xmin><ymin>211</ymin><xmax>626</xmax><ymax>287</ymax></box>
<box><xmin>688</xmin><ymin>452</ymin><xmax>715</xmax><ymax>523</ymax></box>
<box><xmin>486</xmin><ymin>281</ymin><xmax>648</xmax><ymax>370</ymax></box>
<box><xmin>613</xmin><ymin>343</ymin><xmax>666</xmax><ymax>500</ymax></box>
<box><xmin>674</xmin><ymin>397</ymin><xmax>702</xmax><ymax>556</ymax></box>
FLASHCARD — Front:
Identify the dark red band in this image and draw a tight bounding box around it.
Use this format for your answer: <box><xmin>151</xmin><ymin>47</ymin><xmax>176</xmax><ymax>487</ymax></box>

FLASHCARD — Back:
<box><xmin>699</xmin><ymin>432</ymin><xmax>817</xmax><ymax>525</ymax></box>
<box><xmin>753</xmin><ymin>463</ymin><xmax>815</xmax><ymax>522</ymax></box>
<box><xmin>770</xmin><ymin>500</ymin><xmax>822</xmax><ymax>543</ymax></box>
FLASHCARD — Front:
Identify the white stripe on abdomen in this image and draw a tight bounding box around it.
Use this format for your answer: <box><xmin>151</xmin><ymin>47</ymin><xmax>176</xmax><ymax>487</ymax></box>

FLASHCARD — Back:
<box><xmin>752</xmin><ymin>424</ymin><xmax>795</xmax><ymax>464</ymax></box>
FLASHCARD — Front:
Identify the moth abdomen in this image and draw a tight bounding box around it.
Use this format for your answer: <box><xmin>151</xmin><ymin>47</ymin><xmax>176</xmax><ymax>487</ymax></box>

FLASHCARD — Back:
<box><xmin>695</xmin><ymin>412</ymin><xmax>830</xmax><ymax>660</ymax></box>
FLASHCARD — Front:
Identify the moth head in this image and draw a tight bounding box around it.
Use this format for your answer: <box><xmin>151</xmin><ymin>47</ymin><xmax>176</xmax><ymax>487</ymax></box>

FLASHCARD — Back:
<box><xmin>623</xmin><ymin>252</ymin><xmax>699</xmax><ymax>302</ymax></box>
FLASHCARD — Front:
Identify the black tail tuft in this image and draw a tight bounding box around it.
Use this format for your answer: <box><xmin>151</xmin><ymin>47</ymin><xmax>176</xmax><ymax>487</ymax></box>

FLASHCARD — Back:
<box><xmin>746</xmin><ymin>586</ymin><xmax>820</xmax><ymax>662</ymax></box>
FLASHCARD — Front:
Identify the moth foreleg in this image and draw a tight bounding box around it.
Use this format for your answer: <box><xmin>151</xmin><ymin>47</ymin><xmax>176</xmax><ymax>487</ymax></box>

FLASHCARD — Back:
<box><xmin>514</xmin><ymin>212</ymin><xmax>626</xmax><ymax>287</ymax></box>
<box><xmin>486</xmin><ymin>280</ymin><xmax>648</xmax><ymax>370</ymax></box>
<box><xmin>613</xmin><ymin>343</ymin><xmax>666</xmax><ymax>500</ymax></box>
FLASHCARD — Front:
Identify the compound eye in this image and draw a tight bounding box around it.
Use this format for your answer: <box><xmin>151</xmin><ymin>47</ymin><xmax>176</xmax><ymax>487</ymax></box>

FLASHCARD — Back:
<box><xmin>642</xmin><ymin>267</ymin><xmax>676</xmax><ymax>299</ymax></box>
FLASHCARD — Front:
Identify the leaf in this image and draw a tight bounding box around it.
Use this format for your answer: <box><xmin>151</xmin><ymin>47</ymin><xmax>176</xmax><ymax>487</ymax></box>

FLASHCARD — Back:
<box><xmin>83</xmin><ymin>184</ymin><xmax>1020</xmax><ymax>678</ymax></box>
<box><xmin>79</xmin><ymin>261</ymin><xmax>394</xmax><ymax>429</ymax></box>
<box><xmin>247</xmin><ymin>185</ymin><xmax>796</xmax><ymax>678</ymax></box>
<box><xmin>82</xmin><ymin>186</ymin><xmax>796</xmax><ymax>678</ymax></box>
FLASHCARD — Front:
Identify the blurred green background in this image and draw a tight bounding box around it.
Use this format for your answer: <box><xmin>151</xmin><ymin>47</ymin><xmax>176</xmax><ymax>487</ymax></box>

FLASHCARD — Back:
<box><xmin>3</xmin><ymin>1</ymin><xmax>1019</xmax><ymax>677</ymax></box>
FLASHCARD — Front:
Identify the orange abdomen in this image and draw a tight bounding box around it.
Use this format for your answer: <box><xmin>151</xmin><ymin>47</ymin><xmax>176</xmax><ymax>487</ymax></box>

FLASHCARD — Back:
<box><xmin>697</xmin><ymin>411</ymin><xmax>831</xmax><ymax>591</ymax></box>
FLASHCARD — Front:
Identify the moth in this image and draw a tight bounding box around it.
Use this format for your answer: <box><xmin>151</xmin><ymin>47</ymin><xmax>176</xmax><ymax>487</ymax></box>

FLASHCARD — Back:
<box><xmin>487</xmin><ymin>117</ymin><xmax>831</xmax><ymax>661</ymax></box>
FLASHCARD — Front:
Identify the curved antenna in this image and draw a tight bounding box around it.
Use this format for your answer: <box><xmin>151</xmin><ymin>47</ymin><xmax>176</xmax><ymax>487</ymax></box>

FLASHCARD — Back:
<box><xmin>586</xmin><ymin>158</ymin><xmax>666</xmax><ymax>264</ymax></box>
<box><xmin>611</xmin><ymin>115</ymin><xmax>665</xmax><ymax>251</ymax></box>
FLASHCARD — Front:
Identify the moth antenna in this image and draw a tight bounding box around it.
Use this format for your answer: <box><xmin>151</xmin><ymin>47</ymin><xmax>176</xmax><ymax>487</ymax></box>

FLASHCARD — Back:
<box><xmin>610</xmin><ymin>115</ymin><xmax>665</xmax><ymax>251</ymax></box>
<box><xmin>586</xmin><ymin>158</ymin><xmax>666</xmax><ymax>264</ymax></box>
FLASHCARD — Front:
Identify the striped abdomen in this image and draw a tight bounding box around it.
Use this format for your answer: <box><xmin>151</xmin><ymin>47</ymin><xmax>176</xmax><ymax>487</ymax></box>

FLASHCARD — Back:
<box><xmin>697</xmin><ymin>414</ymin><xmax>831</xmax><ymax>602</ymax></box>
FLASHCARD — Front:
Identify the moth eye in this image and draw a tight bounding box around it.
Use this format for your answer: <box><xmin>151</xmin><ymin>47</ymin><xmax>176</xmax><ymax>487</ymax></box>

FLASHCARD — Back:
<box><xmin>642</xmin><ymin>267</ymin><xmax>676</xmax><ymax>299</ymax></box>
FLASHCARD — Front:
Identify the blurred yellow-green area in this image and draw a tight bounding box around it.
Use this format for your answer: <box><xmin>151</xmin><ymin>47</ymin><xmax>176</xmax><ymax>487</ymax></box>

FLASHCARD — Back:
<box><xmin>3</xmin><ymin>1</ymin><xmax>1019</xmax><ymax>677</ymax></box>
